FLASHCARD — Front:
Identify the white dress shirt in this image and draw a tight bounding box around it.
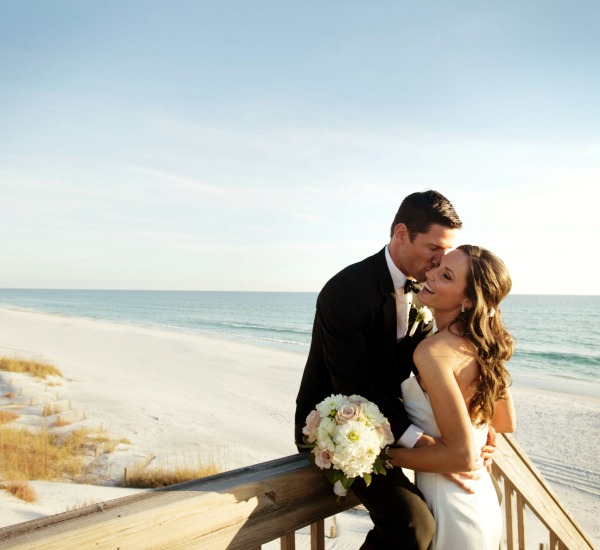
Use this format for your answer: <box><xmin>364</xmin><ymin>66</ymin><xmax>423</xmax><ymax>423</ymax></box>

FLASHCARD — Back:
<box><xmin>385</xmin><ymin>245</ymin><xmax>424</xmax><ymax>448</ymax></box>
<box><xmin>384</xmin><ymin>246</ymin><xmax>412</xmax><ymax>340</ymax></box>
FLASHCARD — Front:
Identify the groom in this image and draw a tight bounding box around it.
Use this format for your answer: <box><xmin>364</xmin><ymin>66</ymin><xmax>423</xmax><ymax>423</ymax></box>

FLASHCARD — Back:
<box><xmin>295</xmin><ymin>190</ymin><xmax>462</xmax><ymax>549</ymax></box>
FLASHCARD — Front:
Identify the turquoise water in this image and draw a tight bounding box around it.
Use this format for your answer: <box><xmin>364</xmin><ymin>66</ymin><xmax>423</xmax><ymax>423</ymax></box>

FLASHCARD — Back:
<box><xmin>0</xmin><ymin>289</ymin><xmax>598</xmax><ymax>392</ymax></box>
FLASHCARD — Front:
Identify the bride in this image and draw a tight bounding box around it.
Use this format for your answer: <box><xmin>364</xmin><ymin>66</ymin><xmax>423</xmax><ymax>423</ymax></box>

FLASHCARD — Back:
<box><xmin>386</xmin><ymin>244</ymin><xmax>516</xmax><ymax>550</ymax></box>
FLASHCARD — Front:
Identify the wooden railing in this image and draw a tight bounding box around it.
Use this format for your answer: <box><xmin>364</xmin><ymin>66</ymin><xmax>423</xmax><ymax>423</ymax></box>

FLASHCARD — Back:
<box><xmin>492</xmin><ymin>434</ymin><xmax>594</xmax><ymax>550</ymax></box>
<box><xmin>0</xmin><ymin>435</ymin><xmax>594</xmax><ymax>549</ymax></box>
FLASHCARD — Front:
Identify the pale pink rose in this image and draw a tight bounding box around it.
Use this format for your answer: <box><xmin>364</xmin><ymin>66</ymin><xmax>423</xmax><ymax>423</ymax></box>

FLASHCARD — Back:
<box><xmin>302</xmin><ymin>409</ymin><xmax>320</xmax><ymax>443</ymax></box>
<box><xmin>313</xmin><ymin>447</ymin><xmax>333</xmax><ymax>469</ymax></box>
<box><xmin>335</xmin><ymin>403</ymin><xmax>361</xmax><ymax>424</ymax></box>
<box><xmin>348</xmin><ymin>394</ymin><xmax>368</xmax><ymax>404</ymax></box>
<box><xmin>379</xmin><ymin>421</ymin><xmax>395</xmax><ymax>445</ymax></box>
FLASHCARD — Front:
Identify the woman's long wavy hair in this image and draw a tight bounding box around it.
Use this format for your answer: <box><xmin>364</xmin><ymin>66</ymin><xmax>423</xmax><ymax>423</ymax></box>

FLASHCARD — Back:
<box><xmin>451</xmin><ymin>244</ymin><xmax>514</xmax><ymax>426</ymax></box>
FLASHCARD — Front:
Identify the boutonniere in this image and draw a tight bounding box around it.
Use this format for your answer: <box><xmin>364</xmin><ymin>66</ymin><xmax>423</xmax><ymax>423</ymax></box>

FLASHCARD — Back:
<box><xmin>409</xmin><ymin>306</ymin><xmax>433</xmax><ymax>336</ymax></box>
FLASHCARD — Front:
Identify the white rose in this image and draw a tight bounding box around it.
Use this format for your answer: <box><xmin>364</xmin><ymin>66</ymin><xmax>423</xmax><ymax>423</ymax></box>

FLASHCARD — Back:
<box><xmin>361</xmin><ymin>401</ymin><xmax>387</xmax><ymax>428</ymax></box>
<box><xmin>316</xmin><ymin>417</ymin><xmax>337</xmax><ymax>452</ymax></box>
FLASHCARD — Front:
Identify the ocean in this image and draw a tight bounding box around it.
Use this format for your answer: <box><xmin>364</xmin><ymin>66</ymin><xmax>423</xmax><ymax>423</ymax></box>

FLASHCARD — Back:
<box><xmin>0</xmin><ymin>289</ymin><xmax>598</xmax><ymax>395</ymax></box>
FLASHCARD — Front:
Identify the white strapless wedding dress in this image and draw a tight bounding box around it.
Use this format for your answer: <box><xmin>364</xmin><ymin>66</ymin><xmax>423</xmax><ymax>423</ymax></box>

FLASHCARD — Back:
<box><xmin>401</xmin><ymin>375</ymin><xmax>502</xmax><ymax>550</ymax></box>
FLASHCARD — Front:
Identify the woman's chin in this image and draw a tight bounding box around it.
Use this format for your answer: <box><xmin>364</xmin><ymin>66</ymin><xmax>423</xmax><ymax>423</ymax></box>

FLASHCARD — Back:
<box><xmin>417</xmin><ymin>291</ymin><xmax>434</xmax><ymax>305</ymax></box>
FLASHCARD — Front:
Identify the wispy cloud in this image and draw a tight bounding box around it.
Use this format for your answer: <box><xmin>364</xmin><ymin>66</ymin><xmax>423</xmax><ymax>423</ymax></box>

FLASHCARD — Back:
<box><xmin>127</xmin><ymin>166</ymin><xmax>227</xmax><ymax>196</ymax></box>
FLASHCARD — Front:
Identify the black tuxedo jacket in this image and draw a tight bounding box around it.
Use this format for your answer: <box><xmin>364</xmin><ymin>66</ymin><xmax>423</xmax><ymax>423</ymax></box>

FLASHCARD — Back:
<box><xmin>295</xmin><ymin>247</ymin><xmax>433</xmax><ymax>444</ymax></box>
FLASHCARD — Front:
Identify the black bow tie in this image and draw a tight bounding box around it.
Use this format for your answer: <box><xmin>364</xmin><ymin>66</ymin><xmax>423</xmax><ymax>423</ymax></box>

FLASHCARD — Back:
<box><xmin>404</xmin><ymin>279</ymin><xmax>423</xmax><ymax>294</ymax></box>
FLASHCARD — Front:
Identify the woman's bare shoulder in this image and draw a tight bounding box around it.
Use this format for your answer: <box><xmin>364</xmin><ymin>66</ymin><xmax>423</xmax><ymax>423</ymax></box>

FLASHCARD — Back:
<box><xmin>415</xmin><ymin>330</ymin><xmax>471</xmax><ymax>369</ymax></box>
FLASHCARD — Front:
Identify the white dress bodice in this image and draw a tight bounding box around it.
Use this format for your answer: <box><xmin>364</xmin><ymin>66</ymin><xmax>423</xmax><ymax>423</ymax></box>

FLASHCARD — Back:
<box><xmin>401</xmin><ymin>375</ymin><xmax>502</xmax><ymax>550</ymax></box>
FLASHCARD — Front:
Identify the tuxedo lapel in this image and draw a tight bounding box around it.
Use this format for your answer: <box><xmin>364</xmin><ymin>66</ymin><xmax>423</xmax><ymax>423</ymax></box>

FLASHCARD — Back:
<box><xmin>373</xmin><ymin>248</ymin><xmax>398</xmax><ymax>359</ymax></box>
<box><xmin>383</xmin><ymin>292</ymin><xmax>397</xmax><ymax>341</ymax></box>
<box><xmin>408</xmin><ymin>303</ymin><xmax>417</xmax><ymax>326</ymax></box>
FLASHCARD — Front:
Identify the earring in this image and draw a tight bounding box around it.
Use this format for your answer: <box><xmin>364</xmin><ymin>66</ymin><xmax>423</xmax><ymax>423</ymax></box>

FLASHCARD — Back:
<box><xmin>461</xmin><ymin>304</ymin><xmax>465</xmax><ymax>313</ymax></box>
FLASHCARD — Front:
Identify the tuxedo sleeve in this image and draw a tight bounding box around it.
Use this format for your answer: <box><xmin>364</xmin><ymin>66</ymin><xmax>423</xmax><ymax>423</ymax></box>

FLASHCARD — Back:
<box><xmin>315</xmin><ymin>275</ymin><xmax>412</xmax><ymax>440</ymax></box>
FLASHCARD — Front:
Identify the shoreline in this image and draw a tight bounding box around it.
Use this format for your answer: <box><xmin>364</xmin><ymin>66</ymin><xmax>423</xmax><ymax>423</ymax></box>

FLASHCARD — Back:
<box><xmin>1</xmin><ymin>303</ymin><xmax>598</xmax><ymax>398</ymax></box>
<box><xmin>0</xmin><ymin>302</ymin><xmax>314</xmax><ymax>356</ymax></box>
<box><xmin>0</xmin><ymin>307</ymin><xmax>598</xmax><ymax>546</ymax></box>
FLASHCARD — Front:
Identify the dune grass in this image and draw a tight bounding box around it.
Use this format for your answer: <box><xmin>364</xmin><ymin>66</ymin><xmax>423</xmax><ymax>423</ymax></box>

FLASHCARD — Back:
<box><xmin>0</xmin><ymin>357</ymin><xmax>62</xmax><ymax>379</ymax></box>
<box><xmin>0</xmin><ymin>356</ymin><xmax>223</xmax><ymax>503</ymax></box>
<box><xmin>0</xmin><ymin>481</ymin><xmax>37</xmax><ymax>503</ymax></box>
<box><xmin>0</xmin><ymin>410</ymin><xmax>19</xmax><ymax>424</ymax></box>
<box><xmin>122</xmin><ymin>459</ymin><xmax>220</xmax><ymax>488</ymax></box>
<box><xmin>0</xmin><ymin>421</ymin><xmax>221</xmax><ymax>493</ymax></box>
<box><xmin>1</xmin><ymin>425</ymin><xmax>97</xmax><ymax>481</ymax></box>
<box><xmin>43</xmin><ymin>402</ymin><xmax>72</xmax><ymax>417</ymax></box>
<box><xmin>0</xmin><ymin>422</ymin><xmax>132</xmax><ymax>501</ymax></box>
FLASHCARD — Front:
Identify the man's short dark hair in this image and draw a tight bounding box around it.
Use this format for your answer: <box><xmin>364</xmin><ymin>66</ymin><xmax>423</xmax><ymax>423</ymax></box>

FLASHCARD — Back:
<box><xmin>390</xmin><ymin>190</ymin><xmax>462</xmax><ymax>239</ymax></box>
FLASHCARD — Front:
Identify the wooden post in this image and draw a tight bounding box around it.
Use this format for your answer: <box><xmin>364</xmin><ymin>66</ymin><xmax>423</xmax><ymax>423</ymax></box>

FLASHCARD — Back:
<box><xmin>504</xmin><ymin>478</ymin><xmax>515</xmax><ymax>550</ymax></box>
<box><xmin>310</xmin><ymin>520</ymin><xmax>325</xmax><ymax>550</ymax></box>
<box><xmin>517</xmin><ymin>493</ymin><xmax>526</xmax><ymax>549</ymax></box>
<box><xmin>280</xmin><ymin>532</ymin><xmax>295</xmax><ymax>550</ymax></box>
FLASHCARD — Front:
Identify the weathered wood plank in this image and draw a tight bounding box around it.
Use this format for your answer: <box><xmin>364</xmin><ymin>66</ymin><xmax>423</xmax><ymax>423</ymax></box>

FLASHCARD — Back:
<box><xmin>310</xmin><ymin>520</ymin><xmax>325</xmax><ymax>550</ymax></box>
<box><xmin>0</xmin><ymin>454</ymin><xmax>358</xmax><ymax>550</ymax></box>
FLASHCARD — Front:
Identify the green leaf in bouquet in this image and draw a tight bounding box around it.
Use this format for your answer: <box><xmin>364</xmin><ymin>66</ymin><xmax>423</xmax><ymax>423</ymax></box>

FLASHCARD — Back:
<box><xmin>325</xmin><ymin>468</ymin><xmax>343</xmax><ymax>484</ymax></box>
<box><xmin>341</xmin><ymin>475</ymin><xmax>355</xmax><ymax>490</ymax></box>
<box><xmin>298</xmin><ymin>436</ymin><xmax>316</xmax><ymax>450</ymax></box>
<box><xmin>373</xmin><ymin>456</ymin><xmax>388</xmax><ymax>476</ymax></box>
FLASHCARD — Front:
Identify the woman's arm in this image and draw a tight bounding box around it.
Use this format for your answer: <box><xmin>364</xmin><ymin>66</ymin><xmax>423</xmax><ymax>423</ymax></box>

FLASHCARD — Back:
<box><xmin>491</xmin><ymin>388</ymin><xmax>516</xmax><ymax>433</ymax></box>
<box><xmin>388</xmin><ymin>340</ymin><xmax>479</xmax><ymax>473</ymax></box>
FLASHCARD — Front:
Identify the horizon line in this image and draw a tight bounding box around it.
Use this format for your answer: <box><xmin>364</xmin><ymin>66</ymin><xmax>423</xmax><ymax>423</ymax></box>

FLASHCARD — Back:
<box><xmin>0</xmin><ymin>287</ymin><xmax>598</xmax><ymax>297</ymax></box>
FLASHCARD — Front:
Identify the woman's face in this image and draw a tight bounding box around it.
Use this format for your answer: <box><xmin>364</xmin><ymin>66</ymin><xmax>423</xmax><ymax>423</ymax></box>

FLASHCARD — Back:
<box><xmin>418</xmin><ymin>249</ymin><xmax>470</xmax><ymax>312</ymax></box>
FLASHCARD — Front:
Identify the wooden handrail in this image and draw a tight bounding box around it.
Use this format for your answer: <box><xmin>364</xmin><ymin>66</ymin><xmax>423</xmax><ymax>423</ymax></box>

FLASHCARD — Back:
<box><xmin>492</xmin><ymin>434</ymin><xmax>594</xmax><ymax>550</ymax></box>
<box><xmin>0</xmin><ymin>436</ymin><xmax>594</xmax><ymax>549</ymax></box>
<box><xmin>0</xmin><ymin>454</ymin><xmax>358</xmax><ymax>549</ymax></box>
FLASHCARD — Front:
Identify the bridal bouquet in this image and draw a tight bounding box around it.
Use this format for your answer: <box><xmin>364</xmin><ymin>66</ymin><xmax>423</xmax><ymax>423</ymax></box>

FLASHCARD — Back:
<box><xmin>301</xmin><ymin>394</ymin><xmax>395</xmax><ymax>498</ymax></box>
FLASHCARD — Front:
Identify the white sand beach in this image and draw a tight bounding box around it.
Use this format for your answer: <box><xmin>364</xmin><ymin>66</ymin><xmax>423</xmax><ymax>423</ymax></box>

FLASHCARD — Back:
<box><xmin>0</xmin><ymin>307</ymin><xmax>598</xmax><ymax>548</ymax></box>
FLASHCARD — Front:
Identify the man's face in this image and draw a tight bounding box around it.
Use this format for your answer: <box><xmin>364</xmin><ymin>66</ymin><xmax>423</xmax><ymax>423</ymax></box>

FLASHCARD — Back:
<box><xmin>395</xmin><ymin>223</ymin><xmax>457</xmax><ymax>282</ymax></box>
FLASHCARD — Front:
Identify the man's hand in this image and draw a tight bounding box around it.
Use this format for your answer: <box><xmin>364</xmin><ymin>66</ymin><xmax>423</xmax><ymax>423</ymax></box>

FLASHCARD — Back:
<box><xmin>443</xmin><ymin>471</ymin><xmax>481</xmax><ymax>494</ymax></box>
<box><xmin>415</xmin><ymin>433</ymin><xmax>480</xmax><ymax>493</ymax></box>
<box><xmin>482</xmin><ymin>426</ymin><xmax>497</xmax><ymax>473</ymax></box>
<box><xmin>413</xmin><ymin>431</ymin><xmax>491</xmax><ymax>493</ymax></box>
<box><xmin>446</xmin><ymin>427</ymin><xmax>498</xmax><ymax>491</ymax></box>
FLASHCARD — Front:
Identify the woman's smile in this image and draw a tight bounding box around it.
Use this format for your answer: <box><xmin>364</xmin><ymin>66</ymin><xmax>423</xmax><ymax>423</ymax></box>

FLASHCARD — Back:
<box><xmin>421</xmin><ymin>283</ymin><xmax>435</xmax><ymax>295</ymax></box>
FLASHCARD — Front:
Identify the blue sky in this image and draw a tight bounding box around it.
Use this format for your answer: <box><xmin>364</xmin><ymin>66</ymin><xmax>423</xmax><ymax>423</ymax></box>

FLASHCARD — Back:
<box><xmin>1</xmin><ymin>1</ymin><xmax>598</xmax><ymax>293</ymax></box>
